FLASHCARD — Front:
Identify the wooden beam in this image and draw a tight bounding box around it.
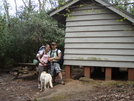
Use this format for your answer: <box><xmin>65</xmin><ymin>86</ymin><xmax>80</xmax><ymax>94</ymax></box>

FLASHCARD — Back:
<box><xmin>84</xmin><ymin>66</ymin><xmax>91</xmax><ymax>78</ymax></box>
<box><xmin>65</xmin><ymin>65</ymin><xmax>71</xmax><ymax>79</ymax></box>
<box><xmin>128</xmin><ymin>68</ymin><xmax>134</xmax><ymax>80</ymax></box>
<box><xmin>105</xmin><ymin>67</ymin><xmax>112</xmax><ymax>80</ymax></box>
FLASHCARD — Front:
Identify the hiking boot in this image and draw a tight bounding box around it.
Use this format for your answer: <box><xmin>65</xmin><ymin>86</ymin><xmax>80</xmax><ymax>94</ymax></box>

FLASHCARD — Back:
<box><xmin>61</xmin><ymin>80</ymin><xmax>65</xmax><ymax>85</ymax></box>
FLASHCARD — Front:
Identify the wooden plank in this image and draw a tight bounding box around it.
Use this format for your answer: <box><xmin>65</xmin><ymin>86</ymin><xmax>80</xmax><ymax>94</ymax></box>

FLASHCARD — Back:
<box><xmin>84</xmin><ymin>67</ymin><xmax>91</xmax><ymax>78</ymax></box>
<box><xmin>66</xmin><ymin>20</ymin><xmax>131</xmax><ymax>27</ymax></box>
<box><xmin>64</xmin><ymin>60</ymin><xmax>134</xmax><ymax>68</ymax></box>
<box><xmin>66</xmin><ymin>14</ymin><xmax>122</xmax><ymax>21</ymax></box>
<box><xmin>72</xmin><ymin>4</ymin><xmax>105</xmax><ymax>10</ymax></box>
<box><xmin>65</xmin><ymin>31</ymin><xmax>134</xmax><ymax>37</ymax></box>
<box><xmin>66</xmin><ymin>25</ymin><xmax>133</xmax><ymax>32</ymax></box>
<box><xmin>65</xmin><ymin>37</ymin><xmax>134</xmax><ymax>43</ymax></box>
<box><xmin>64</xmin><ymin>49</ymin><xmax>134</xmax><ymax>55</ymax></box>
<box><xmin>64</xmin><ymin>54</ymin><xmax>134</xmax><ymax>62</ymax></box>
<box><xmin>18</xmin><ymin>63</ymin><xmax>37</xmax><ymax>66</ymax></box>
<box><xmin>128</xmin><ymin>68</ymin><xmax>134</xmax><ymax>80</ymax></box>
<box><xmin>65</xmin><ymin>43</ymin><xmax>134</xmax><ymax>49</ymax></box>
<box><xmin>105</xmin><ymin>67</ymin><xmax>112</xmax><ymax>80</ymax></box>
<box><xmin>70</xmin><ymin>8</ymin><xmax>114</xmax><ymax>16</ymax></box>
<box><xmin>65</xmin><ymin>65</ymin><xmax>71</xmax><ymax>79</ymax></box>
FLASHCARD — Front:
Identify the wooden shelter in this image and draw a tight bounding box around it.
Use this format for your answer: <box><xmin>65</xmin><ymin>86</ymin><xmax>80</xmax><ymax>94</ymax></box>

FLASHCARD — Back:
<box><xmin>48</xmin><ymin>0</ymin><xmax>134</xmax><ymax>80</ymax></box>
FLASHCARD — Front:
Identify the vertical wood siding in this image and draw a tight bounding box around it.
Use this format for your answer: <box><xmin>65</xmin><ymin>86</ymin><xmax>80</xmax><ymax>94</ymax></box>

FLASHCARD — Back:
<box><xmin>64</xmin><ymin>3</ymin><xmax>134</xmax><ymax>68</ymax></box>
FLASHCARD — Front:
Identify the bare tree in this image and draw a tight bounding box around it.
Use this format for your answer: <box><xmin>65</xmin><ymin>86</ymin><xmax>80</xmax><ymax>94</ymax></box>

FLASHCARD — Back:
<box><xmin>21</xmin><ymin>0</ymin><xmax>33</xmax><ymax>14</ymax></box>
<box><xmin>28</xmin><ymin>0</ymin><xmax>32</xmax><ymax>12</ymax></box>
<box><xmin>38</xmin><ymin>0</ymin><xmax>47</xmax><ymax>12</ymax></box>
<box><xmin>3</xmin><ymin>0</ymin><xmax>10</xmax><ymax>22</ymax></box>
<box><xmin>42</xmin><ymin>0</ymin><xmax>47</xmax><ymax>10</ymax></box>
<box><xmin>14</xmin><ymin>0</ymin><xmax>17</xmax><ymax>17</ymax></box>
<box><xmin>49</xmin><ymin>0</ymin><xmax>57</xmax><ymax>8</ymax></box>
<box><xmin>38</xmin><ymin>0</ymin><xmax>42</xmax><ymax>11</ymax></box>
<box><xmin>22</xmin><ymin>0</ymin><xmax>28</xmax><ymax>8</ymax></box>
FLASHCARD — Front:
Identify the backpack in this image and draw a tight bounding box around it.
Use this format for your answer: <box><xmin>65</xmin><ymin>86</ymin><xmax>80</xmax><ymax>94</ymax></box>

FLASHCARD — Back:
<box><xmin>33</xmin><ymin>46</ymin><xmax>45</xmax><ymax>65</ymax></box>
<box><xmin>50</xmin><ymin>49</ymin><xmax>64</xmax><ymax>68</ymax></box>
<box><xmin>36</xmin><ymin>45</ymin><xmax>45</xmax><ymax>58</ymax></box>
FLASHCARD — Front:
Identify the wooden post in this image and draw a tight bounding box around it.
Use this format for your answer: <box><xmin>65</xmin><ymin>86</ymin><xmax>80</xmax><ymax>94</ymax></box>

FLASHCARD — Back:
<box><xmin>105</xmin><ymin>67</ymin><xmax>112</xmax><ymax>80</ymax></box>
<box><xmin>65</xmin><ymin>65</ymin><xmax>71</xmax><ymax>79</ymax></box>
<box><xmin>84</xmin><ymin>66</ymin><xmax>91</xmax><ymax>78</ymax></box>
<box><xmin>128</xmin><ymin>68</ymin><xmax>134</xmax><ymax>80</ymax></box>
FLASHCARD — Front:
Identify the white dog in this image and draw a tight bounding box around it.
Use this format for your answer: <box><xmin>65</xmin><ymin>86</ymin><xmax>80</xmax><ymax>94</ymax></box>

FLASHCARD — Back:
<box><xmin>40</xmin><ymin>71</ymin><xmax>53</xmax><ymax>91</ymax></box>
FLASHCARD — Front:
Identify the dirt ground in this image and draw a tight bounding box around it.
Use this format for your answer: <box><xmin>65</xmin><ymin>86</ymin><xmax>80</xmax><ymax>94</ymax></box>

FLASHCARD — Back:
<box><xmin>0</xmin><ymin>67</ymin><xmax>134</xmax><ymax>101</ymax></box>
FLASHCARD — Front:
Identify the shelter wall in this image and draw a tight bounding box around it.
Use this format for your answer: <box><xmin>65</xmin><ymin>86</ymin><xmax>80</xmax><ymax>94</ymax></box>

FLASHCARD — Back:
<box><xmin>64</xmin><ymin>3</ymin><xmax>134</xmax><ymax>68</ymax></box>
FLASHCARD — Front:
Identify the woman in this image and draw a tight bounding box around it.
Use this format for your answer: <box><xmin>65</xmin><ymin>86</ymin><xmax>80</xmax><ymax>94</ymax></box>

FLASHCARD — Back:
<box><xmin>37</xmin><ymin>44</ymin><xmax>50</xmax><ymax>89</ymax></box>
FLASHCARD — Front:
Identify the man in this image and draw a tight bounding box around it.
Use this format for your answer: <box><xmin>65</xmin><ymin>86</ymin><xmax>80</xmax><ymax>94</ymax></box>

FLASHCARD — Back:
<box><xmin>48</xmin><ymin>42</ymin><xmax>65</xmax><ymax>85</ymax></box>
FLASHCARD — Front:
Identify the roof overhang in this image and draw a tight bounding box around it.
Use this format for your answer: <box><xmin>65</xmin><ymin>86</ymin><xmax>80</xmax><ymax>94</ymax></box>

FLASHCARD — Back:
<box><xmin>49</xmin><ymin>0</ymin><xmax>80</xmax><ymax>16</ymax></box>
<box><xmin>95</xmin><ymin>0</ymin><xmax>134</xmax><ymax>24</ymax></box>
<box><xmin>48</xmin><ymin>0</ymin><xmax>80</xmax><ymax>25</ymax></box>
<box><xmin>48</xmin><ymin>0</ymin><xmax>134</xmax><ymax>24</ymax></box>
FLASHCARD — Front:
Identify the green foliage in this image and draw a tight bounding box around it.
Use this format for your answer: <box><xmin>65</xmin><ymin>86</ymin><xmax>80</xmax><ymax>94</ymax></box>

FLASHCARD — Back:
<box><xmin>0</xmin><ymin>8</ymin><xmax>65</xmax><ymax>68</ymax></box>
<box><xmin>106</xmin><ymin>0</ymin><xmax>134</xmax><ymax>16</ymax></box>
<box><xmin>0</xmin><ymin>14</ymin><xmax>9</xmax><ymax>68</ymax></box>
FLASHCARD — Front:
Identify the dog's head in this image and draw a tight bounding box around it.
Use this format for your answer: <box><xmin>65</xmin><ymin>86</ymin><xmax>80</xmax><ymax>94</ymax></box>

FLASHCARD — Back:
<box><xmin>42</xmin><ymin>71</ymin><xmax>46</xmax><ymax>73</ymax></box>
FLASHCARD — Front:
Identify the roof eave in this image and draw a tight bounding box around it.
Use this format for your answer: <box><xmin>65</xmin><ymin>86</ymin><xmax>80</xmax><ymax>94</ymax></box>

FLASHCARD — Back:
<box><xmin>49</xmin><ymin>0</ymin><xmax>134</xmax><ymax>24</ymax></box>
<box><xmin>95</xmin><ymin>0</ymin><xmax>134</xmax><ymax>24</ymax></box>
<box><xmin>49</xmin><ymin>0</ymin><xmax>80</xmax><ymax>16</ymax></box>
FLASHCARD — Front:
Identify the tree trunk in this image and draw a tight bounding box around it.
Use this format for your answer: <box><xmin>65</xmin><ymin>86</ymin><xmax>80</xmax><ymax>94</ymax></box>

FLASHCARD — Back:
<box><xmin>38</xmin><ymin>0</ymin><xmax>42</xmax><ymax>12</ymax></box>
<box><xmin>3</xmin><ymin>0</ymin><xmax>10</xmax><ymax>22</ymax></box>
<box><xmin>28</xmin><ymin>0</ymin><xmax>32</xmax><ymax>13</ymax></box>
<box><xmin>22</xmin><ymin>0</ymin><xmax>28</xmax><ymax>9</ymax></box>
<box><xmin>42</xmin><ymin>0</ymin><xmax>47</xmax><ymax>10</ymax></box>
<box><xmin>14</xmin><ymin>0</ymin><xmax>17</xmax><ymax>17</ymax></box>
